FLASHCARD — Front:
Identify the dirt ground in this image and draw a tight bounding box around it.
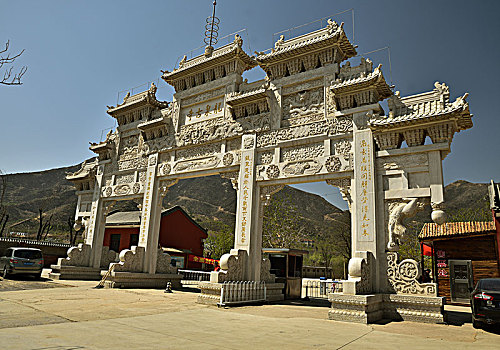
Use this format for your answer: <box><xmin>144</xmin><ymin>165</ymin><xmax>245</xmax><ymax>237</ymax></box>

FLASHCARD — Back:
<box><xmin>1</xmin><ymin>271</ymin><xmax>500</xmax><ymax>349</ymax></box>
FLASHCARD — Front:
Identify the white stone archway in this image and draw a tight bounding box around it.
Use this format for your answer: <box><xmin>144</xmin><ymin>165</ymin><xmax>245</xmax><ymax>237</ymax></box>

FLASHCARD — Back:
<box><xmin>58</xmin><ymin>22</ymin><xmax>472</xmax><ymax>322</ymax></box>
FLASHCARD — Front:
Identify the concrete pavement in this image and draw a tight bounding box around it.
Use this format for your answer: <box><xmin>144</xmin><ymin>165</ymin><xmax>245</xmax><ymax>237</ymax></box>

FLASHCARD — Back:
<box><xmin>0</xmin><ymin>274</ymin><xmax>499</xmax><ymax>349</ymax></box>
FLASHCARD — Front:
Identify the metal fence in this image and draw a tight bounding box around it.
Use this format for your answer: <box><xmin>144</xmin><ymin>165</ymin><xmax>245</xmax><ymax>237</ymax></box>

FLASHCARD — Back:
<box><xmin>303</xmin><ymin>280</ymin><xmax>343</xmax><ymax>299</ymax></box>
<box><xmin>219</xmin><ymin>281</ymin><xmax>267</xmax><ymax>306</ymax></box>
<box><xmin>178</xmin><ymin>269</ymin><xmax>211</xmax><ymax>285</ymax></box>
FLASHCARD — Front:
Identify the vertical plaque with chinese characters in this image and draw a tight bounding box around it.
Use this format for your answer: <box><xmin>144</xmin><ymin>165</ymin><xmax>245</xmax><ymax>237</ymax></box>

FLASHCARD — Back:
<box><xmin>354</xmin><ymin>130</ymin><xmax>376</xmax><ymax>242</ymax></box>
<box><xmin>235</xmin><ymin>147</ymin><xmax>255</xmax><ymax>247</ymax></box>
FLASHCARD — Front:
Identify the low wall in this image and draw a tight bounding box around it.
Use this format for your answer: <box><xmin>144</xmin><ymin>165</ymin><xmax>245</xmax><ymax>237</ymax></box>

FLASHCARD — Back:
<box><xmin>0</xmin><ymin>238</ymin><xmax>71</xmax><ymax>268</ymax></box>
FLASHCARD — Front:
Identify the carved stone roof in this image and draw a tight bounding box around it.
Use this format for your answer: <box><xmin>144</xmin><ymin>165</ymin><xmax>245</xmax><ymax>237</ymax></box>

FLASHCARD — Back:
<box><xmin>66</xmin><ymin>158</ymin><xmax>98</xmax><ymax>181</ymax></box>
<box><xmin>256</xmin><ymin>21</ymin><xmax>356</xmax><ymax>63</ymax></box>
<box><xmin>419</xmin><ymin>221</ymin><xmax>496</xmax><ymax>240</ymax></box>
<box><xmin>369</xmin><ymin>82</ymin><xmax>472</xmax><ymax>130</ymax></box>
<box><xmin>226</xmin><ymin>86</ymin><xmax>268</xmax><ymax>106</ymax></box>
<box><xmin>161</xmin><ymin>36</ymin><xmax>256</xmax><ymax>83</ymax></box>
<box><xmin>137</xmin><ymin>116</ymin><xmax>169</xmax><ymax>131</ymax></box>
<box><xmin>331</xmin><ymin>64</ymin><xmax>392</xmax><ymax>98</ymax></box>
<box><xmin>106</xmin><ymin>82</ymin><xmax>169</xmax><ymax>115</ymax></box>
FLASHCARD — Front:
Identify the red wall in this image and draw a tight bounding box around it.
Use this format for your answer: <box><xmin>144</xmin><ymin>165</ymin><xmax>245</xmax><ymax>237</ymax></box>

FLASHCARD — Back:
<box><xmin>158</xmin><ymin>209</ymin><xmax>207</xmax><ymax>269</ymax></box>
<box><xmin>103</xmin><ymin>227</ymin><xmax>138</xmax><ymax>252</ymax></box>
<box><xmin>103</xmin><ymin>208</ymin><xmax>207</xmax><ymax>269</ymax></box>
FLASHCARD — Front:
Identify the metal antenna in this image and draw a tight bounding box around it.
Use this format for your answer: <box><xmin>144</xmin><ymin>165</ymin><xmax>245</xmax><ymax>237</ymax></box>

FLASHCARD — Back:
<box><xmin>204</xmin><ymin>1</ymin><xmax>220</xmax><ymax>48</ymax></box>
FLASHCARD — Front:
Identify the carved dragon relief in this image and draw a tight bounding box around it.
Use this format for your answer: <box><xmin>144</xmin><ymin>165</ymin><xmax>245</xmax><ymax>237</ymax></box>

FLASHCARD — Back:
<box><xmin>256</xmin><ymin>117</ymin><xmax>353</xmax><ymax>148</ymax></box>
<box><xmin>174</xmin><ymin>156</ymin><xmax>221</xmax><ymax>173</ymax></box>
<box><xmin>386</xmin><ymin>198</ymin><xmax>426</xmax><ymax>252</ymax></box>
<box><xmin>282</xmin><ymin>87</ymin><xmax>324</xmax><ymax>120</ymax></box>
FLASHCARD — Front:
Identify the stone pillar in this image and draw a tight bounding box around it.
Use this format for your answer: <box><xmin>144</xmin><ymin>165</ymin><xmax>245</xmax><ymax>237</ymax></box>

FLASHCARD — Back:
<box><xmin>234</xmin><ymin>134</ymin><xmax>261</xmax><ymax>281</ymax></box>
<box><xmin>428</xmin><ymin>150</ymin><xmax>446</xmax><ymax>224</ymax></box>
<box><xmin>86</xmin><ymin>163</ymin><xmax>106</xmax><ymax>268</ymax></box>
<box><xmin>138</xmin><ymin>154</ymin><xmax>161</xmax><ymax>274</ymax></box>
<box><xmin>348</xmin><ymin>111</ymin><xmax>379</xmax><ymax>293</ymax></box>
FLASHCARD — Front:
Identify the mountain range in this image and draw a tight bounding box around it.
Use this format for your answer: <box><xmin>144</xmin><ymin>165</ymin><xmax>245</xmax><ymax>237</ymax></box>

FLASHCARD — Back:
<box><xmin>0</xmin><ymin>162</ymin><xmax>492</xmax><ymax>241</ymax></box>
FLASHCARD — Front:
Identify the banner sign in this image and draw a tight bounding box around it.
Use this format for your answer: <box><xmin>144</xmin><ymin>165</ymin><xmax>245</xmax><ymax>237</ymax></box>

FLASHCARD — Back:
<box><xmin>188</xmin><ymin>254</ymin><xmax>219</xmax><ymax>265</ymax></box>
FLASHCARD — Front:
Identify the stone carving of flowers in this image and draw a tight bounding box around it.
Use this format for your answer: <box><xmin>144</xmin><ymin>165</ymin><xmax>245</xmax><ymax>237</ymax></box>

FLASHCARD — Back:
<box><xmin>223</xmin><ymin>153</ymin><xmax>234</xmax><ymax>166</ymax></box>
<box><xmin>325</xmin><ymin>156</ymin><xmax>342</xmax><ymax>172</ymax></box>
<box><xmin>266</xmin><ymin>164</ymin><xmax>280</xmax><ymax>179</ymax></box>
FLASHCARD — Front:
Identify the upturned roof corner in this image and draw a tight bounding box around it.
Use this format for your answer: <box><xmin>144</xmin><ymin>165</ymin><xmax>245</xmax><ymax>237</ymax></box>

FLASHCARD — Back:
<box><xmin>106</xmin><ymin>82</ymin><xmax>169</xmax><ymax>116</ymax></box>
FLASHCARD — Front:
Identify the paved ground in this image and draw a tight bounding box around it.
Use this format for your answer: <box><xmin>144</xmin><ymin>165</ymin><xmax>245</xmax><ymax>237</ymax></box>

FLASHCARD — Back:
<box><xmin>0</xmin><ymin>270</ymin><xmax>499</xmax><ymax>349</ymax></box>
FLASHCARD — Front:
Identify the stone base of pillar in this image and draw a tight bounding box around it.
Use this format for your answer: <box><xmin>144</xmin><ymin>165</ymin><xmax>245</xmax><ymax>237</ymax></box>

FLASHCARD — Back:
<box><xmin>103</xmin><ymin>271</ymin><xmax>182</xmax><ymax>289</ymax></box>
<box><xmin>328</xmin><ymin>293</ymin><xmax>445</xmax><ymax>324</ymax></box>
<box><xmin>197</xmin><ymin>282</ymin><xmax>285</xmax><ymax>306</ymax></box>
<box><xmin>49</xmin><ymin>264</ymin><xmax>102</xmax><ymax>280</ymax></box>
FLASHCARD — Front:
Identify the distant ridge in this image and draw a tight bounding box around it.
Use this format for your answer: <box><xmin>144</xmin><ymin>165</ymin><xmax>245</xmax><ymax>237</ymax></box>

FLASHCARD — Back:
<box><xmin>1</xmin><ymin>163</ymin><xmax>492</xmax><ymax>241</ymax></box>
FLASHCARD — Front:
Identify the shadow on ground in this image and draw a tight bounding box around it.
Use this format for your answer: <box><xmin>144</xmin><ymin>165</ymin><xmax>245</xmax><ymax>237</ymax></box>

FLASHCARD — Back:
<box><xmin>0</xmin><ymin>275</ymin><xmax>66</xmax><ymax>292</ymax></box>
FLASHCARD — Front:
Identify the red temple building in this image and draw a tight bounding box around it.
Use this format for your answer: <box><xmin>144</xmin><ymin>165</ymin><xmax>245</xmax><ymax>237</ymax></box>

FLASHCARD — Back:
<box><xmin>104</xmin><ymin>206</ymin><xmax>208</xmax><ymax>269</ymax></box>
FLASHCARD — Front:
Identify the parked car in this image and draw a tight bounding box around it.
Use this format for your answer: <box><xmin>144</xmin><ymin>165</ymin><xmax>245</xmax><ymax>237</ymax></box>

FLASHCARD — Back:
<box><xmin>470</xmin><ymin>278</ymin><xmax>500</xmax><ymax>328</ymax></box>
<box><xmin>1</xmin><ymin>247</ymin><xmax>44</xmax><ymax>279</ymax></box>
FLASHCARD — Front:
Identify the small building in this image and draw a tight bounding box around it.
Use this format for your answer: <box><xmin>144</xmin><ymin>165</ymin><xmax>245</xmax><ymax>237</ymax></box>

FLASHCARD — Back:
<box><xmin>262</xmin><ymin>248</ymin><xmax>308</xmax><ymax>299</ymax></box>
<box><xmin>419</xmin><ymin>221</ymin><xmax>499</xmax><ymax>305</ymax></box>
<box><xmin>104</xmin><ymin>206</ymin><xmax>208</xmax><ymax>269</ymax></box>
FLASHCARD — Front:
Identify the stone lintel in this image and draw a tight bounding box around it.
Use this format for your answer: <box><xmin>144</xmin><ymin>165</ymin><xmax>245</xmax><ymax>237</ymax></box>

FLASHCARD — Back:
<box><xmin>376</xmin><ymin>142</ymin><xmax>450</xmax><ymax>158</ymax></box>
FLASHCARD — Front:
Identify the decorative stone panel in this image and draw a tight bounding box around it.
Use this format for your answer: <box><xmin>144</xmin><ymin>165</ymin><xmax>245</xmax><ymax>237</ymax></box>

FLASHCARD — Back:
<box><xmin>387</xmin><ymin>252</ymin><xmax>437</xmax><ymax>296</ymax></box>
<box><xmin>281</xmin><ymin>143</ymin><xmax>324</xmax><ymax>162</ymax></box>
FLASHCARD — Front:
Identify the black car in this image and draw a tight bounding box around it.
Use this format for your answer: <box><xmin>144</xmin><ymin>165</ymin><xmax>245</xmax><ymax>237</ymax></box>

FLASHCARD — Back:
<box><xmin>470</xmin><ymin>278</ymin><xmax>500</xmax><ymax>328</ymax></box>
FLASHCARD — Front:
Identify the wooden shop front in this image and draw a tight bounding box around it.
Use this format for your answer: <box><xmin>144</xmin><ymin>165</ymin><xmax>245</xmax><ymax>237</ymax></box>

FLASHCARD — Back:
<box><xmin>419</xmin><ymin>221</ymin><xmax>499</xmax><ymax>305</ymax></box>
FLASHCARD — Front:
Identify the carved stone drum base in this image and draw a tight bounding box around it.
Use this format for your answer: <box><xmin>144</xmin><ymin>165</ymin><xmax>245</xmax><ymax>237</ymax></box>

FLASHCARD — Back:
<box><xmin>103</xmin><ymin>271</ymin><xmax>182</xmax><ymax>289</ymax></box>
<box><xmin>328</xmin><ymin>293</ymin><xmax>445</xmax><ymax>324</ymax></box>
<box><xmin>197</xmin><ymin>282</ymin><xmax>285</xmax><ymax>306</ymax></box>
<box><xmin>49</xmin><ymin>265</ymin><xmax>102</xmax><ymax>281</ymax></box>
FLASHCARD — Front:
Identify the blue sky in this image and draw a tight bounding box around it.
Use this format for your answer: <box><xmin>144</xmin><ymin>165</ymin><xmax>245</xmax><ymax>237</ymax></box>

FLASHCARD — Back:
<box><xmin>1</xmin><ymin>0</ymin><xmax>499</xmax><ymax>209</ymax></box>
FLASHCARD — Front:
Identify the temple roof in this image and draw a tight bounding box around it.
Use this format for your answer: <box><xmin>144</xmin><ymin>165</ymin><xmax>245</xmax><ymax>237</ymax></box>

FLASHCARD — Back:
<box><xmin>106</xmin><ymin>82</ymin><xmax>169</xmax><ymax>115</ymax></box>
<box><xmin>226</xmin><ymin>86</ymin><xmax>268</xmax><ymax>105</ymax></box>
<box><xmin>369</xmin><ymin>82</ymin><xmax>472</xmax><ymax>130</ymax></box>
<box><xmin>331</xmin><ymin>64</ymin><xmax>392</xmax><ymax>98</ymax></box>
<box><xmin>256</xmin><ymin>20</ymin><xmax>356</xmax><ymax>63</ymax></box>
<box><xmin>161</xmin><ymin>35</ymin><xmax>256</xmax><ymax>83</ymax></box>
<box><xmin>66</xmin><ymin>158</ymin><xmax>97</xmax><ymax>181</ymax></box>
<box><xmin>419</xmin><ymin>221</ymin><xmax>496</xmax><ymax>240</ymax></box>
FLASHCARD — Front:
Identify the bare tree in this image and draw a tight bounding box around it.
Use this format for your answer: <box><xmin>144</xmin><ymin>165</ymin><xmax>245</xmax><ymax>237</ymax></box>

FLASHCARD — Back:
<box><xmin>36</xmin><ymin>208</ymin><xmax>53</xmax><ymax>241</ymax></box>
<box><xmin>315</xmin><ymin>214</ymin><xmax>351</xmax><ymax>279</ymax></box>
<box><xmin>1</xmin><ymin>40</ymin><xmax>27</xmax><ymax>85</ymax></box>
<box><xmin>42</xmin><ymin>215</ymin><xmax>53</xmax><ymax>240</ymax></box>
<box><xmin>262</xmin><ymin>194</ymin><xmax>307</xmax><ymax>249</ymax></box>
<box><xmin>0</xmin><ymin>171</ymin><xmax>8</xmax><ymax>237</ymax></box>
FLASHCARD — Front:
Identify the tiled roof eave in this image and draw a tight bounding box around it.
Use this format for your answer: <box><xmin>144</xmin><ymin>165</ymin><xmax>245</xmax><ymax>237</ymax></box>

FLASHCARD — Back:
<box><xmin>226</xmin><ymin>89</ymin><xmax>268</xmax><ymax>105</ymax></box>
<box><xmin>163</xmin><ymin>48</ymin><xmax>256</xmax><ymax>82</ymax></box>
<box><xmin>107</xmin><ymin>94</ymin><xmax>169</xmax><ymax>116</ymax></box>
<box><xmin>257</xmin><ymin>31</ymin><xmax>356</xmax><ymax>64</ymax></box>
<box><xmin>418</xmin><ymin>221</ymin><xmax>496</xmax><ymax>240</ymax></box>
<box><xmin>368</xmin><ymin>106</ymin><xmax>464</xmax><ymax>129</ymax></box>
<box><xmin>137</xmin><ymin>117</ymin><xmax>168</xmax><ymax>130</ymax></box>
<box><xmin>107</xmin><ymin>96</ymin><xmax>148</xmax><ymax>115</ymax></box>
<box><xmin>332</xmin><ymin>74</ymin><xmax>392</xmax><ymax>98</ymax></box>
<box><xmin>66</xmin><ymin>172</ymin><xmax>94</xmax><ymax>181</ymax></box>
